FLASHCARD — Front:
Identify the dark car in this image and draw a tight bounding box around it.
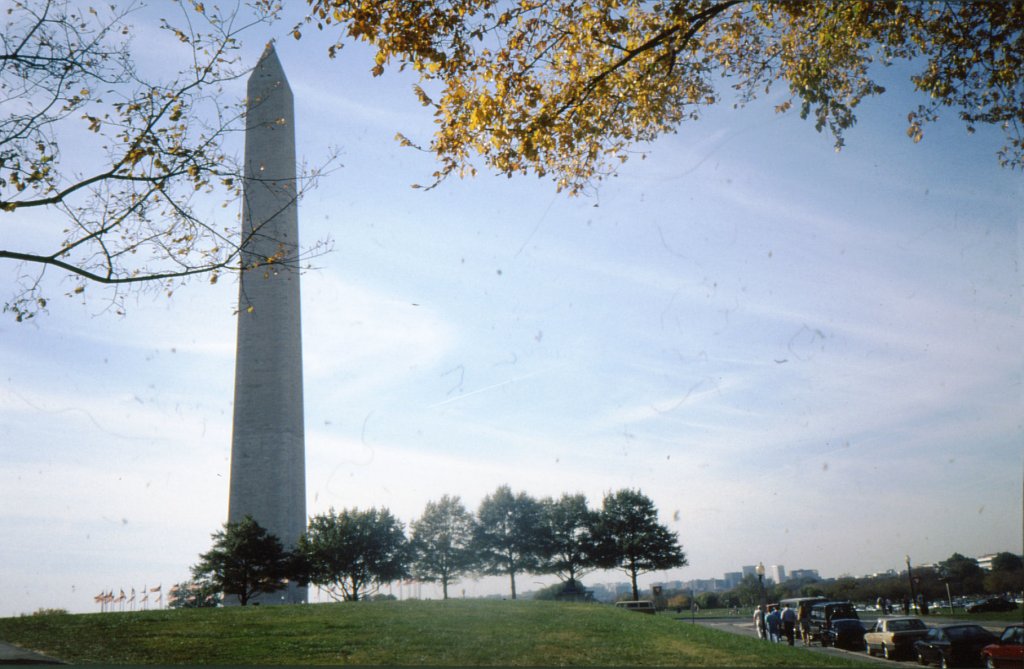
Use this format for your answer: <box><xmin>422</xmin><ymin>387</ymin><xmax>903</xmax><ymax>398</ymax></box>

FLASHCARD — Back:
<box><xmin>809</xmin><ymin>601</ymin><xmax>859</xmax><ymax>643</ymax></box>
<box><xmin>967</xmin><ymin>597</ymin><xmax>1018</xmax><ymax>614</ymax></box>
<box><xmin>821</xmin><ymin>618</ymin><xmax>867</xmax><ymax>650</ymax></box>
<box><xmin>914</xmin><ymin>624</ymin><xmax>999</xmax><ymax>667</ymax></box>
<box><xmin>981</xmin><ymin>624</ymin><xmax>1023</xmax><ymax>669</ymax></box>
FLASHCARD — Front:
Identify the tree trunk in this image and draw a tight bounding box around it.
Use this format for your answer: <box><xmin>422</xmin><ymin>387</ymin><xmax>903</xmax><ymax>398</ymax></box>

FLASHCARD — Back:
<box><xmin>509</xmin><ymin>570</ymin><xmax>517</xmax><ymax>600</ymax></box>
<box><xmin>630</xmin><ymin>565</ymin><xmax>639</xmax><ymax>601</ymax></box>
<box><xmin>442</xmin><ymin>579</ymin><xmax>449</xmax><ymax>600</ymax></box>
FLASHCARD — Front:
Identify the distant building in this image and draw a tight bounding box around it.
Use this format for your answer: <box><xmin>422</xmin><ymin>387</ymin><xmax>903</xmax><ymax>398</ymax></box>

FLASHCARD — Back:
<box><xmin>742</xmin><ymin>565</ymin><xmax>758</xmax><ymax>578</ymax></box>
<box><xmin>724</xmin><ymin>572</ymin><xmax>743</xmax><ymax>588</ymax></box>
<box><xmin>588</xmin><ymin>584</ymin><xmax>617</xmax><ymax>602</ymax></box>
<box><xmin>694</xmin><ymin>578</ymin><xmax>724</xmax><ymax>592</ymax></box>
<box><xmin>976</xmin><ymin>554</ymin><xmax>998</xmax><ymax>571</ymax></box>
<box><xmin>590</xmin><ymin>582</ymin><xmax>636</xmax><ymax>602</ymax></box>
<box><xmin>769</xmin><ymin>565</ymin><xmax>786</xmax><ymax>584</ymax></box>
<box><xmin>788</xmin><ymin>569</ymin><xmax>820</xmax><ymax>581</ymax></box>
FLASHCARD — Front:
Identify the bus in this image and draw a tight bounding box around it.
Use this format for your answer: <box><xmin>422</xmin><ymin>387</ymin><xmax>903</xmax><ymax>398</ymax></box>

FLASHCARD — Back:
<box><xmin>780</xmin><ymin>596</ymin><xmax>827</xmax><ymax>611</ymax></box>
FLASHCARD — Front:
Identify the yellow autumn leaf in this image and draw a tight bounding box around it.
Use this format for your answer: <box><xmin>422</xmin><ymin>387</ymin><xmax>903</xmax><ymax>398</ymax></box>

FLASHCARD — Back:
<box><xmin>304</xmin><ymin>0</ymin><xmax>1024</xmax><ymax>192</ymax></box>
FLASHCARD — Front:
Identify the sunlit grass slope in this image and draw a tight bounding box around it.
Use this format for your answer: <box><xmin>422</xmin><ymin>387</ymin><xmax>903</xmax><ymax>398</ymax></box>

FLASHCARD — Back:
<box><xmin>0</xmin><ymin>599</ymin><xmax>875</xmax><ymax>666</ymax></box>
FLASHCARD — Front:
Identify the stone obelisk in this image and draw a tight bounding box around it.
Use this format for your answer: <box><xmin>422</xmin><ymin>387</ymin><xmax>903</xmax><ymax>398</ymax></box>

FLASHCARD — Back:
<box><xmin>227</xmin><ymin>43</ymin><xmax>306</xmax><ymax>605</ymax></box>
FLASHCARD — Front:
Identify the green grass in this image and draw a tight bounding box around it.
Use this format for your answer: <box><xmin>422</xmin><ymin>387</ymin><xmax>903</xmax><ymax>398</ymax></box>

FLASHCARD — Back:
<box><xmin>925</xmin><ymin>606</ymin><xmax>1024</xmax><ymax>623</ymax></box>
<box><xmin>0</xmin><ymin>600</ymin><xmax>877</xmax><ymax>666</ymax></box>
<box><xmin>661</xmin><ymin>607</ymin><xmax>746</xmax><ymax>620</ymax></box>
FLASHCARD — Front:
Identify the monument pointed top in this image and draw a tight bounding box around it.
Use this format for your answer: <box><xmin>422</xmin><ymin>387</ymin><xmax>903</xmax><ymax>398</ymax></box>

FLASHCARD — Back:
<box><xmin>253</xmin><ymin>40</ymin><xmax>285</xmax><ymax>75</ymax></box>
<box><xmin>259</xmin><ymin>39</ymin><xmax>277</xmax><ymax>61</ymax></box>
<box><xmin>248</xmin><ymin>39</ymin><xmax>291</xmax><ymax>99</ymax></box>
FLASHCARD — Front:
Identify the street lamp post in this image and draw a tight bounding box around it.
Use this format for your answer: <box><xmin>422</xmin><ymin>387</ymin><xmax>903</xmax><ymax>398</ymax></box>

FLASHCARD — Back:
<box><xmin>756</xmin><ymin>562</ymin><xmax>767</xmax><ymax>609</ymax></box>
<box><xmin>755</xmin><ymin>562</ymin><xmax>767</xmax><ymax>641</ymax></box>
<box><xmin>905</xmin><ymin>555</ymin><xmax>918</xmax><ymax>613</ymax></box>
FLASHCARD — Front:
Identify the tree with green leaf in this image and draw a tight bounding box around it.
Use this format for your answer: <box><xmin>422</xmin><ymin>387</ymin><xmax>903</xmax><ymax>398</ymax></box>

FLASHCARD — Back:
<box><xmin>296</xmin><ymin>507</ymin><xmax>410</xmax><ymax>601</ymax></box>
<box><xmin>989</xmin><ymin>552</ymin><xmax>1024</xmax><ymax>573</ymax></box>
<box><xmin>538</xmin><ymin>493</ymin><xmax>601</xmax><ymax>590</ymax></box>
<box><xmin>983</xmin><ymin>552</ymin><xmax>1024</xmax><ymax>596</ymax></box>
<box><xmin>191</xmin><ymin>515</ymin><xmax>293</xmax><ymax>606</ymax></box>
<box><xmin>409</xmin><ymin>495</ymin><xmax>478</xmax><ymax>599</ymax></box>
<box><xmin>938</xmin><ymin>552</ymin><xmax>986</xmax><ymax>595</ymax></box>
<box><xmin>729</xmin><ymin>573</ymin><xmax>769</xmax><ymax>608</ymax></box>
<box><xmin>595</xmin><ymin>488</ymin><xmax>687</xmax><ymax>601</ymax></box>
<box><xmin>167</xmin><ymin>580</ymin><xmax>222</xmax><ymax>609</ymax></box>
<box><xmin>300</xmin><ymin>1</ymin><xmax>1023</xmax><ymax>194</ymax></box>
<box><xmin>473</xmin><ymin>485</ymin><xmax>549</xmax><ymax>600</ymax></box>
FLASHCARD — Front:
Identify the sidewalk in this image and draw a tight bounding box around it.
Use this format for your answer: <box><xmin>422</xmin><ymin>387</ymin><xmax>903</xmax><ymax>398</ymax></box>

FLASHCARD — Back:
<box><xmin>0</xmin><ymin>640</ymin><xmax>64</xmax><ymax>664</ymax></box>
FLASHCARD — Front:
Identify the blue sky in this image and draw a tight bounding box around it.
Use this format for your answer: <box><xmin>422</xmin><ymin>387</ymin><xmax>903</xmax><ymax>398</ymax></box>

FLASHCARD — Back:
<box><xmin>0</xmin><ymin>6</ymin><xmax>1020</xmax><ymax>616</ymax></box>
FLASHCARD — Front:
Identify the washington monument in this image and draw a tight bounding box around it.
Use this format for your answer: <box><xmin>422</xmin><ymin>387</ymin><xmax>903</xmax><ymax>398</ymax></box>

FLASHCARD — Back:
<box><xmin>227</xmin><ymin>43</ymin><xmax>306</xmax><ymax>605</ymax></box>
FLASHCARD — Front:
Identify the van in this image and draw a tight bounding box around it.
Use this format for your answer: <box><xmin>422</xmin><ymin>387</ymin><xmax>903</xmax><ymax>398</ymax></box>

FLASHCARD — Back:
<box><xmin>809</xmin><ymin>601</ymin><xmax>858</xmax><ymax>641</ymax></box>
<box><xmin>615</xmin><ymin>600</ymin><xmax>657</xmax><ymax>614</ymax></box>
<box><xmin>779</xmin><ymin>596</ymin><xmax>827</xmax><ymax>612</ymax></box>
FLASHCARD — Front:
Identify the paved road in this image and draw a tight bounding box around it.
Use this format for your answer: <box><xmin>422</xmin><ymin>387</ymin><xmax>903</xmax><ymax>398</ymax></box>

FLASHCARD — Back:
<box><xmin>679</xmin><ymin>615</ymin><xmax>892</xmax><ymax>664</ymax></box>
<box><xmin>680</xmin><ymin>615</ymin><xmax>1018</xmax><ymax>666</ymax></box>
<box><xmin>0</xmin><ymin>640</ymin><xmax>64</xmax><ymax>665</ymax></box>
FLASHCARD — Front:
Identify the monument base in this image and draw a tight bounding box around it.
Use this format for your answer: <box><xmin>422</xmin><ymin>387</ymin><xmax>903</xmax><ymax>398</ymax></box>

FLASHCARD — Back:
<box><xmin>222</xmin><ymin>583</ymin><xmax>307</xmax><ymax>607</ymax></box>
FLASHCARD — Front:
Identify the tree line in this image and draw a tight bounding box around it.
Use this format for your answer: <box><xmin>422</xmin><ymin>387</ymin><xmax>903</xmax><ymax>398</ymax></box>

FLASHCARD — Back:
<box><xmin>182</xmin><ymin>486</ymin><xmax>686</xmax><ymax>606</ymax></box>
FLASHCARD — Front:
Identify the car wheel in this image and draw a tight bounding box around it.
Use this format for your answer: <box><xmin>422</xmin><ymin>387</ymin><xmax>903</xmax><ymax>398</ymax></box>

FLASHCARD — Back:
<box><xmin>985</xmin><ymin>657</ymin><xmax>995</xmax><ymax>669</ymax></box>
<box><xmin>939</xmin><ymin>655</ymin><xmax>950</xmax><ymax>669</ymax></box>
<box><xmin>866</xmin><ymin>643</ymin><xmax>874</xmax><ymax>657</ymax></box>
<box><xmin>884</xmin><ymin>645</ymin><xmax>892</xmax><ymax>660</ymax></box>
<box><xmin>917</xmin><ymin>651</ymin><xmax>928</xmax><ymax>666</ymax></box>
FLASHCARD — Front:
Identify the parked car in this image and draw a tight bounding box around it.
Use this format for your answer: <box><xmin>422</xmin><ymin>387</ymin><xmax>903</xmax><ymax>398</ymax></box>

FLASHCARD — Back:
<box><xmin>981</xmin><ymin>624</ymin><xmax>1023</xmax><ymax>669</ymax></box>
<box><xmin>865</xmin><ymin>616</ymin><xmax>930</xmax><ymax>660</ymax></box>
<box><xmin>967</xmin><ymin>597</ymin><xmax>1018</xmax><ymax>614</ymax></box>
<box><xmin>914</xmin><ymin>624</ymin><xmax>998</xmax><ymax>667</ymax></box>
<box><xmin>822</xmin><ymin>618</ymin><xmax>867</xmax><ymax>650</ymax></box>
<box><xmin>809</xmin><ymin>601</ymin><xmax>859</xmax><ymax>643</ymax></box>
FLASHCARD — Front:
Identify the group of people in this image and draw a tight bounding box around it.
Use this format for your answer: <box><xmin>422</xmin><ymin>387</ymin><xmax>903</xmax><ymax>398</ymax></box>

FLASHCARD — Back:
<box><xmin>876</xmin><ymin>595</ymin><xmax>929</xmax><ymax>615</ymax></box>
<box><xmin>752</xmin><ymin>603</ymin><xmax>811</xmax><ymax>646</ymax></box>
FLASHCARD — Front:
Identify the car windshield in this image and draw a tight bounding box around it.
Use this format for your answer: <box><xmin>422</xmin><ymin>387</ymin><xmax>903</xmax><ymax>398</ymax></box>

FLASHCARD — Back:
<box><xmin>946</xmin><ymin>626</ymin><xmax>989</xmax><ymax>641</ymax></box>
<box><xmin>1001</xmin><ymin>627</ymin><xmax>1023</xmax><ymax>644</ymax></box>
<box><xmin>890</xmin><ymin>619</ymin><xmax>926</xmax><ymax>631</ymax></box>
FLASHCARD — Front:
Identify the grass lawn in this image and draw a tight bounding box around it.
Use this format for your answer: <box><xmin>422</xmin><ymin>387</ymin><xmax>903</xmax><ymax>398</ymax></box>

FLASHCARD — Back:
<box><xmin>925</xmin><ymin>608</ymin><xmax>1024</xmax><ymax>624</ymax></box>
<box><xmin>0</xmin><ymin>599</ymin><xmax>877</xmax><ymax>666</ymax></box>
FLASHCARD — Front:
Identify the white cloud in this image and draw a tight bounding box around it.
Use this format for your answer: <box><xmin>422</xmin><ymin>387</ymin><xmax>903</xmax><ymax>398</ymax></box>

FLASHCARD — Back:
<box><xmin>301</xmin><ymin>272</ymin><xmax>456</xmax><ymax>388</ymax></box>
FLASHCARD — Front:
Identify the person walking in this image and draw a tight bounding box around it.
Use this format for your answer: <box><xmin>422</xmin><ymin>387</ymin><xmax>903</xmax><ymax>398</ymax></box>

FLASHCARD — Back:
<box><xmin>798</xmin><ymin>602</ymin><xmax>812</xmax><ymax>645</ymax></box>
<box><xmin>781</xmin><ymin>604</ymin><xmax>797</xmax><ymax>646</ymax></box>
<box><xmin>766</xmin><ymin>605</ymin><xmax>782</xmax><ymax>643</ymax></box>
<box><xmin>754</xmin><ymin>605</ymin><xmax>766</xmax><ymax>641</ymax></box>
